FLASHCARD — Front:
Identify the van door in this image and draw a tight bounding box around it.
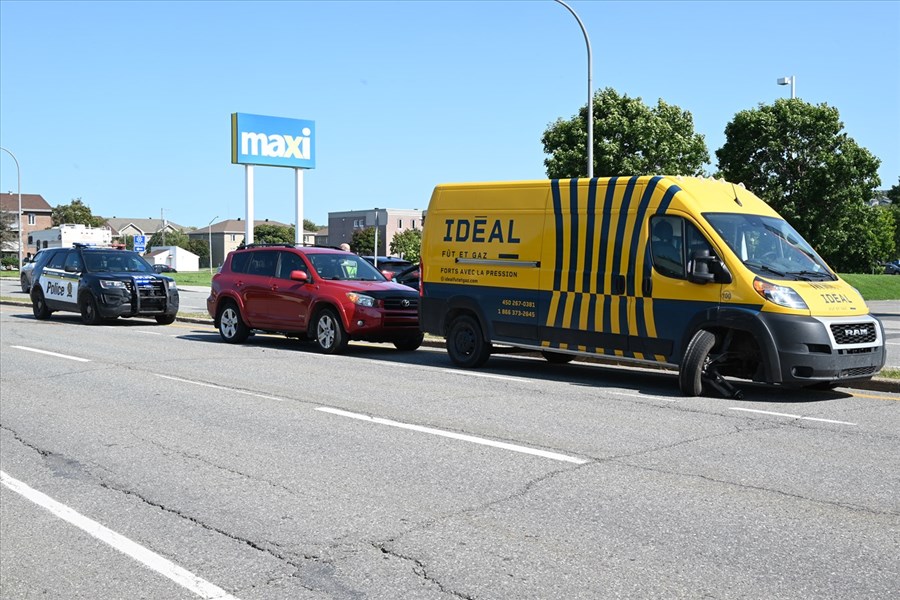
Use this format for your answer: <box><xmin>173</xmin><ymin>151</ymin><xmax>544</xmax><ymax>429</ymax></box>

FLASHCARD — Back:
<box><xmin>647</xmin><ymin>213</ymin><xmax>723</xmax><ymax>363</ymax></box>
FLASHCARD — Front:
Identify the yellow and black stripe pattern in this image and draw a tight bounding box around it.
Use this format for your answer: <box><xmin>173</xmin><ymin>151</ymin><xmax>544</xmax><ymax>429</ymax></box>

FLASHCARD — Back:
<box><xmin>541</xmin><ymin>176</ymin><xmax>682</xmax><ymax>362</ymax></box>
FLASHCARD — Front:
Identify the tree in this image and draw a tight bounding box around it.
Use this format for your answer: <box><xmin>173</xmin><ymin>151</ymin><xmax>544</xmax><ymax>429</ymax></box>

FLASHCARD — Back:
<box><xmin>716</xmin><ymin>98</ymin><xmax>883</xmax><ymax>272</ymax></box>
<box><xmin>351</xmin><ymin>227</ymin><xmax>376</xmax><ymax>255</ymax></box>
<box><xmin>52</xmin><ymin>198</ymin><xmax>106</xmax><ymax>227</ymax></box>
<box><xmin>147</xmin><ymin>228</ymin><xmax>189</xmax><ymax>250</ymax></box>
<box><xmin>254</xmin><ymin>223</ymin><xmax>294</xmax><ymax>244</ymax></box>
<box><xmin>0</xmin><ymin>210</ymin><xmax>15</xmax><ymax>249</ymax></box>
<box><xmin>390</xmin><ymin>228</ymin><xmax>422</xmax><ymax>262</ymax></box>
<box><xmin>542</xmin><ymin>87</ymin><xmax>709</xmax><ymax>179</ymax></box>
<box><xmin>302</xmin><ymin>219</ymin><xmax>320</xmax><ymax>232</ymax></box>
<box><xmin>187</xmin><ymin>238</ymin><xmax>209</xmax><ymax>261</ymax></box>
<box><xmin>887</xmin><ymin>178</ymin><xmax>900</xmax><ymax>257</ymax></box>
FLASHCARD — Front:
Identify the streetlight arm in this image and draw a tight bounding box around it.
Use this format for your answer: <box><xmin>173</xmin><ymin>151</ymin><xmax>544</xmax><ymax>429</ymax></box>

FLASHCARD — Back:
<box><xmin>0</xmin><ymin>146</ymin><xmax>23</xmax><ymax>269</ymax></box>
<box><xmin>554</xmin><ymin>0</ymin><xmax>593</xmax><ymax>178</ymax></box>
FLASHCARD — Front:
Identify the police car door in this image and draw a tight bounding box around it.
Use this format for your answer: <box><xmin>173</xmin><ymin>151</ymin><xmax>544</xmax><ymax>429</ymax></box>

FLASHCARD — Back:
<box><xmin>647</xmin><ymin>214</ymin><xmax>722</xmax><ymax>364</ymax></box>
<box><xmin>38</xmin><ymin>249</ymin><xmax>82</xmax><ymax>311</ymax></box>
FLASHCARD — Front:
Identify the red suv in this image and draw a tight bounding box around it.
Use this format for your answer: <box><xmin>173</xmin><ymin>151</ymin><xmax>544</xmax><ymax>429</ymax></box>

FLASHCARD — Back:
<box><xmin>207</xmin><ymin>244</ymin><xmax>423</xmax><ymax>353</ymax></box>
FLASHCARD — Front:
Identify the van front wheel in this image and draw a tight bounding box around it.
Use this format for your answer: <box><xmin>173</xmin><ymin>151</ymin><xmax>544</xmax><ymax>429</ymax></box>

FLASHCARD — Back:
<box><xmin>447</xmin><ymin>315</ymin><xmax>491</xmax><ymax>368</ymax></box>
<box><xmin>679</xmin><ymin>329</ymin><xmax>717</xmax><ymax>396</ymax></box>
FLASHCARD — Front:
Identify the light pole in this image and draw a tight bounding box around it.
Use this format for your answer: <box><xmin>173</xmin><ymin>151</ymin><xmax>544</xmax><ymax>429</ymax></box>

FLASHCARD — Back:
<box><xmin>207</xmin><ymin>215</ymin><xmax>218</xmax><ymax>274</ymax></box>
<box><xmin>554</xmin><ymin>0</ymin><xmax>593</xmax><ymax>178</ymax></box>
<box><xmin>777</xmin><ymin>76</ymin><xmax>796</xmax><ymax>99</ymax></box>
<box><xmin>0</xmin><ymin>146</ymin><xmax>22</xmax><ymax>269</ymax></box>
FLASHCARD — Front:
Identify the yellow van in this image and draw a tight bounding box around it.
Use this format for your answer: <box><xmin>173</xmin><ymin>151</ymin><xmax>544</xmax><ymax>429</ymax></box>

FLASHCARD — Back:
<box><xmin>419</xmin><ymin>176</ymin><xmax>886</xmax><ymax>397</ymax></box>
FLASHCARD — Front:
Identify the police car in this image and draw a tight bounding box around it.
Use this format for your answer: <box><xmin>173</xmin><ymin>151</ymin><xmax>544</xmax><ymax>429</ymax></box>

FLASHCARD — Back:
<box><xmin>29</xmin><ymin>244</ymin><xmax>179</xmax><ymax>325</ymax></box>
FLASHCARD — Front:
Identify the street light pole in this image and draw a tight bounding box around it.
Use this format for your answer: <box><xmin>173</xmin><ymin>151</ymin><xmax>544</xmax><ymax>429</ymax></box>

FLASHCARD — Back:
<box><xmin>777</xmin><ymin>76</ymin><xmax>796</xmax><ymax>99</ymax></box>
<box><xmin>0</xmin><ymin>146</ymin><xmax>23</xmax><ymax>269</ymax></box>
<box><xmin>554</xmin><ymin>0</ymin><xmax>593</xmax><ymax>178</ymax></box>
<box><xmin>208</xmin><ymin>215</ymin><xmax>218</xmax><ymax>274</ymax></box>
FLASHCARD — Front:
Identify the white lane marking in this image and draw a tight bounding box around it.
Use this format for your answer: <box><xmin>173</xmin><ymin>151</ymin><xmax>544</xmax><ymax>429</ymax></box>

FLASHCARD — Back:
<box><xmin>0</xmin><ymin>471</ymin><xmax>241</xmax><ymax>600</ymax></box>
<box><xmin>441</xmin><ymin>369</ymin><xmax>530</xmax><ymax>383</ymax></box>
<box><xmin>610</xmin><ymin>391</ymin><xmax>678</xmax><ymax>402</ymax></box>
<box><xmin>12</xmin><ymin>345</ymin><xmax>91</xmax><ymax>362</ymax></box>
<box><xmin>136</xmin><ymin>331</ymin><xmax>165</xmax><ymax>336</ymax></box>
<box><xmin>155</xmin><ymin>374</ymin><xmax>288</xmax><ymax>403</ymax></box>
<box><xmin>316</xmin><ymin>407</ymin><xmax>589</xmax><ymax>465</ymax></box>
<box><xmin>728</xmin><ymin>407</ymin><xmax>857</xmax><ymax>426</ymax></box>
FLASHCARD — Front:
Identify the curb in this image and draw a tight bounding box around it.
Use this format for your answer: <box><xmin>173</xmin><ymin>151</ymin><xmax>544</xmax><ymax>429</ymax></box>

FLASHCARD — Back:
<box><xmin>3</xmin><ymin>299</ymin><xmax>897</xmax><ymax>395</ymax></box>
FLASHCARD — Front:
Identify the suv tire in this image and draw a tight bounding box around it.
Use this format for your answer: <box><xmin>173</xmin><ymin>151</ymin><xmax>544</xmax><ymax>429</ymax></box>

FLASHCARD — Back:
<box><xmin>218</xmin><ymin>301</ymin><xmax>250</xmax><ymax>343</ymax></box>
<box><xmin>155</xmin><ymin>314</ymin><xmax>177</xmax><ymax>325</ymax></box>
<box><xmin>32</xmin><ymin>289</ymin><xmax>52</xmax><ymax>320</ymax></box>
<box><xmin>314</xmin><ymin>308</ymin><xmax>348</xmax><ymax>354</ymax></box>
<box><xmin>394</xmin><ymin>332</ymin><xmax>424</xmax><ymax>351</ymax></box>
<box><xmin>79</xmin><ymin>293</ymin><xmax>103</xmax><ymax>325</ymax></box>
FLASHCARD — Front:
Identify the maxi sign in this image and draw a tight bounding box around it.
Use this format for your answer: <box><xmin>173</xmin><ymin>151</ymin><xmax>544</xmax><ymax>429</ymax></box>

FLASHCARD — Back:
<box><xmin>231</xmin><ymin>113</ymin><xmax>316</xmax><ymax>169</ymax></box>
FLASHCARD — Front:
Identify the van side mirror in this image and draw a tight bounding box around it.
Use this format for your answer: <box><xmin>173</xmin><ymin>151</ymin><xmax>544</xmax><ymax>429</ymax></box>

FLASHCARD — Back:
<box><xmin>688</xmin><ymin>249</ymin><xmax>732</xmax><ymax>284</ymax></box>
<box><xmin>290</xmin><ymin>270</ymin><xmax>309</xmax><ymax>283</ymax></box>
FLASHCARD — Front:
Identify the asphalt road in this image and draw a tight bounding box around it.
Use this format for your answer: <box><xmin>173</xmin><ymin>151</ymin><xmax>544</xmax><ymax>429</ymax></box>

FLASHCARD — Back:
<box><xmin>1</xmin><ymin>304</ymin><xmax>898</xmax><ymax>599</ymax></box>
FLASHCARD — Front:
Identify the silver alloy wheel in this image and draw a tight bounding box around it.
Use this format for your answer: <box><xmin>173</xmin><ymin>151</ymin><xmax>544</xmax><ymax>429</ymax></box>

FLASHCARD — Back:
<box><xmin>317</xmin><ymin>313</ymin><xmax>336</xmax><ymax>349</ymax></box>
<box><xmin>220</xmin><ymin>307</ymin><xmax>239</xmax><ymax>339</ymax></box>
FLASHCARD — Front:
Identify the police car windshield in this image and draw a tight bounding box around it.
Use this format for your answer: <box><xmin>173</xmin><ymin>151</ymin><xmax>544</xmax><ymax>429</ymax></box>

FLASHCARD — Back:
<box><xmin>83</xmin><ymin>251</ymin><xmax>155</xmax><ymax>274</ymax></box>
<box><xmin>704</xmin><ymin>213</ymin><xmax>835</xmax><ymax>281</ymax></box>
<box><xmin>307</xmin><ymin>253</ymin><xmax>386</xmax><ymax>281</ymax></box>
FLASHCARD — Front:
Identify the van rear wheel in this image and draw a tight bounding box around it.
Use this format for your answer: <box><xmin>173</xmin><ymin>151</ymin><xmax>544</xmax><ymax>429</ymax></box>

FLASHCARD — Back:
<box><xmin>679</xmin><ymin>329</ymin><xmax>717</xmax><ymax>396</ymax></box>
<box><xmin>447</xmin><ymin>315</ymin><xmax>491</xmax><ymax>368</ymax></box>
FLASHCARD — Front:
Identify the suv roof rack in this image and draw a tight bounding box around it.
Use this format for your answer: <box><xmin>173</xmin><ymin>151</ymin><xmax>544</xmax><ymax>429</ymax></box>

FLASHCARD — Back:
<box><xmin>236</xmin><ymin>243</ymin><xmax>297</xmax><ymax>250</ymax></box>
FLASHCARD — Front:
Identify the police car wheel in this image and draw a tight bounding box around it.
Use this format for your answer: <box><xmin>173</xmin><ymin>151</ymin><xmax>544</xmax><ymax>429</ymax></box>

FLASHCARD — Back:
<box><xmin>314</xmin><ymin>309</ymin><xmax>348</xmax><ymax>354</ymax></box>
<box><xmin>447</xmin><ymin>315</ymin><xmax>491</xmax><ymax>368</ymax></box>
<box><xmin>155</xmin><ymin>314</ymin><xmax>176</xmax><ymax>325</ymax></box>
<box><xmin>218</xmin><ymin>302</ymin><xmax>250</xmax><ymax>343</ymax></box>
<box><xmin>679</xmin><ymin>329</ymin><xmax>716</xmax><ymax>396</ymax></box>
<box><xmin>20</xmin><ymin>274</ymin><xmax>29</xmax><ymax>293</ymax></box>
<box><xmin>32</xmin><ymin>289</ymin><xmax>52</xmax><ymax>320</ymax></box>
<box><xmin>394</xmin><ymin>333</ymin><xmax>424</xmax><ymax>351</ymax></box>
<box><xmin>79</xmin><ymin>293</ymin><xmax>103</xmax><ymax>325</ymax></box>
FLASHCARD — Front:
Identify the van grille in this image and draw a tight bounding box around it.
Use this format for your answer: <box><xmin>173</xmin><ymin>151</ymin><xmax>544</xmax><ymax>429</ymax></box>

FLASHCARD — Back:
<box><xmin>840</xmin><ymin>366</ymin><xmax>878</xmax><ymax>379</ymax></box>
<box><xmin>830</xmin><ymin>323</ymin><xmax>877</xmax><ymax>345</ymax></box>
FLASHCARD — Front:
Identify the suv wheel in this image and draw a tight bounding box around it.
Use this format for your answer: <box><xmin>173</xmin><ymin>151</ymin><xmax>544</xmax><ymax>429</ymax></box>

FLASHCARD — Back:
<box><xmin>79</xmin><ymin>293</ymin><xmax>103</xmax><ymax>325</ymax></box>
<box><xmin>394</xmin><ymin>333</ymin><xmax>424</xmax><ymax>351</ymax></box>
<box><xmin>155</xmin><ymin>314</ymin><xmax>176</xmax><ymax>325</ymax></box>
<box><xmin>20</xmin><ymin>274</ymin><xmax>29</xmax><ymax>293</ymax></box>
<box><xmin>314</xmin><ymin>308</ymin><xmax>348</xmax><ymax>354</ymax></box>
<box><xmin>218</xmin><ymin>301</ymin><xmax>250</xmax><ymax>343</ymax></box>
<box><xmin>32</xmin><ymin>289</ymin><xmax>52</xmax><ymax>320</ymax></box>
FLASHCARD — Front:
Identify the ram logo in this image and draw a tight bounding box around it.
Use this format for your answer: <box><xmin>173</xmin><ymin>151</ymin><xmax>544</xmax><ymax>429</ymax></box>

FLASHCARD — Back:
<box><xmin>844</xmin><ymin>327</ymin><xmax>867</xmax><ymax>337</ymax></box>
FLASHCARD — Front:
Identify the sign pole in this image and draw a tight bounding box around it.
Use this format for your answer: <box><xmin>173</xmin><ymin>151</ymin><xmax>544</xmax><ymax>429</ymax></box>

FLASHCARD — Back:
<box><xmin>294</xmin><ymin>168</ymin><xmax>304</xmax><ymax>246</ymax></box>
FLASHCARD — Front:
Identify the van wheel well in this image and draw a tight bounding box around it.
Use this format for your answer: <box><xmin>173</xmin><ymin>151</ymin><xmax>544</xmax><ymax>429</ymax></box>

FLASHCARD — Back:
<box><xmin>700</xmin><ymin>327</ymin><xmax>763</xmax><ymax>381</ymax></box>
<box><xmin>443</xmin><ymin>308</ymin><xmax>485</xmax><ymax>340</ymax></box>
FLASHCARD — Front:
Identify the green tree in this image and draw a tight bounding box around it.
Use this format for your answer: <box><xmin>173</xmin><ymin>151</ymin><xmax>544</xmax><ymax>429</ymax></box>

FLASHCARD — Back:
<box><xmin>51</xmin><ymin>198</ymin><xmax>107</xmax><ymax>227</ymax></box>
<box><xmin>886</xmin><ymin>178</ymin><xmax>900</xmax><ymax>257</ymax></box>
<box><xmin>716</xmin><ymin>98</ymin><xmax>883</xmax><ymax>272</ymax></box>
<box><xmin>147</xmin><ymin>228</ymin><xmax>189</xmax><ymax>250</ymax></box>
<box><xmin>254</xmin><ymin>223</ymin><xmax>294</xmax><ymax>244</ymax></box>
<box><xmin>302</xmin><ymin>219</ymin><xmax>320</xmax><ymax>232</ymax></box>
<box><xmin>0</xmin><ymin>210</ymin><xmax>15</xmax><ymax>249</ymax></box>
<box><xmin>351</xmin><ymin>227</ymin><xmax>376</xmax><ymax>255</ymax></box>
<box><xmin>187</xmin><ymin>238</ymin><xmax>210</xmax><ymax>261</ymax></box>
<box><xmin>390</xmin><ymin>228</ymin><xmax>422</xmax><ymax>262</ymax></box>
<box><xmin>542</xmin><ymin>87</ymin><xmax>709</xmax><ymax>178</ymax></box>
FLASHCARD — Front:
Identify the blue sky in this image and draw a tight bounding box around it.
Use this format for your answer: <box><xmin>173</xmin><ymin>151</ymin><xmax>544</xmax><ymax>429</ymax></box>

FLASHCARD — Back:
<box><xmin>1</xmin><ymin>0</ymin><xmax>898</xmax><ymax>230</ymax></box>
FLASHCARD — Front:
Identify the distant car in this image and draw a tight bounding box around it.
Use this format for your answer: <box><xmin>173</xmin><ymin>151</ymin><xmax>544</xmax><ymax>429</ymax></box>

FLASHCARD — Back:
<box><xmin>360</xmin><ymin>256</ymin><xmax>413</xmax><ymax>279</ymax></box>
<box><xmin>19</xmin><ymin>249</ymin><xmax>48</xmax><ymax>293</ymax></box>
<box><xmin>392</xmin><ymin>264</ymin><xmax>420</xmax><ymax>290</ymax></box>
<box><xmin>153</xmin><ymin>264</ymin><xmax>177</xmax><ymax>273</ymax></box>
<box><xmin>882</xmin><ymin>260</ymin><xmax>900</xmax><ymax>275</ymax></box>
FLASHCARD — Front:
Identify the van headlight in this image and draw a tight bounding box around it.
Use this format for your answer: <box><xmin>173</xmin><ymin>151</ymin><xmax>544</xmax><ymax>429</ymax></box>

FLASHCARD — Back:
<box><xmin>346</xmin><ymin>292</ymin><xmax>376</xmax><ymax>307</ymax></box>
<box><xmin>99</xmin><ymin>280</ymin><xmax>126</xmax><ymax>289</ymax></box>
<box><xmin>753</xmin><ymin>277</ymin><xmax>808</xmax><ymax>310</ymax></box>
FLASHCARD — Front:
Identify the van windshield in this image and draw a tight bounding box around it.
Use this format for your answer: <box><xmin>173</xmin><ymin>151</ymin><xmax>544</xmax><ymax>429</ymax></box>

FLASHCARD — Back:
<box><xmin>703</xmin><ymin>213</ymin><xmax>835</xmax><ymax>281</ymax></box>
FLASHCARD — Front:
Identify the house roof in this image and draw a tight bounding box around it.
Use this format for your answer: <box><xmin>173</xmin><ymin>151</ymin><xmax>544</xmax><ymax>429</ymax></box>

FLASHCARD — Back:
<box><xmin>104</xmin><ymin>217</ymin><xmax>185</xmax><ymax>236</ymax></box>
<box><xmin>0</xmin><ymin>193</ymin><xmax>53</xmax><ymax>212</ymax></box>
<box><xmin>189</xmin><ymin>218</ymin><xmax>297</xmax><ymax>235</ymax></box>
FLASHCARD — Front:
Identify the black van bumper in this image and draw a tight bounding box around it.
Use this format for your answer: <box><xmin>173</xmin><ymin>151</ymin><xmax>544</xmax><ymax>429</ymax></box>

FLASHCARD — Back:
<box><xmin>757</xmin><ymin>312</ymin><xmax>885</xmax><ymax>386</ymax></box>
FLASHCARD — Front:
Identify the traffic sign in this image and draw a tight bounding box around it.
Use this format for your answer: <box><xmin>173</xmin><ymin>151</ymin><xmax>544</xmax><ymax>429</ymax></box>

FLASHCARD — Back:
<box><xmin>134</xmin><ymin>235</ymin><xmax>146</xmax><ymax>252</ymax></box>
